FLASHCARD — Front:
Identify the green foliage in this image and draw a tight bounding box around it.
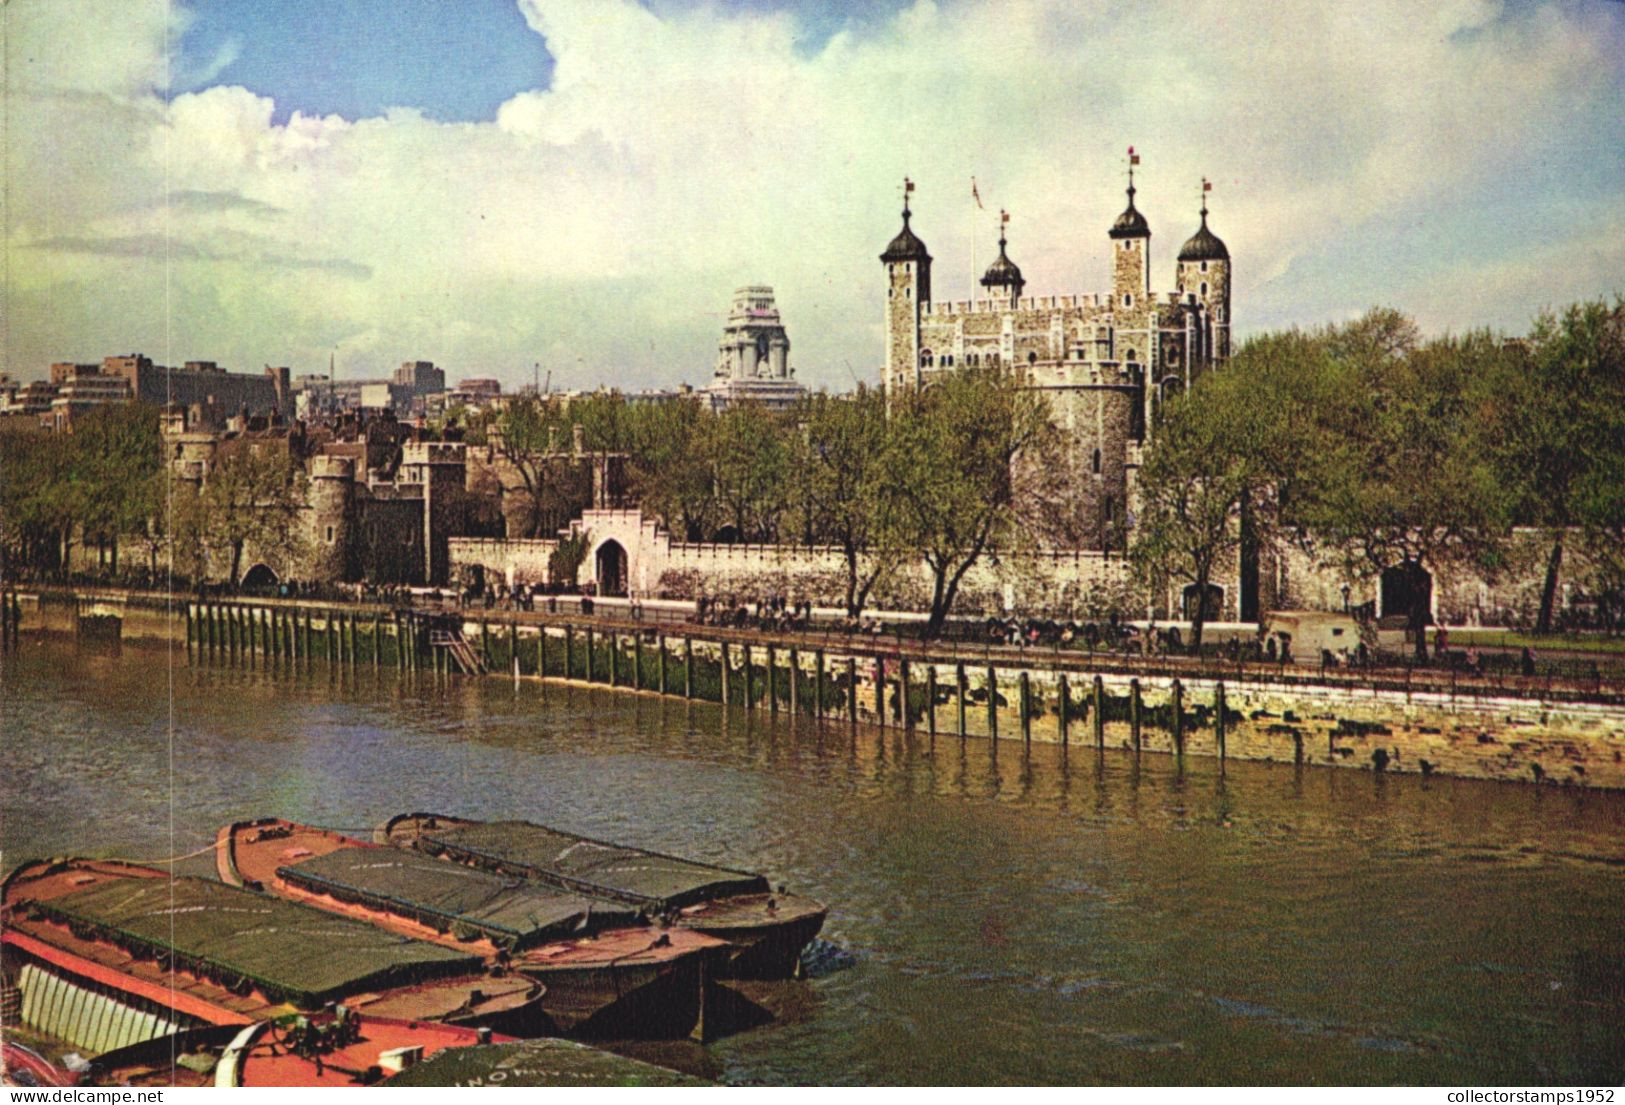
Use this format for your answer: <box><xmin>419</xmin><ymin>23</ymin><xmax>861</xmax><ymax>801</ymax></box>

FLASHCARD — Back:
<box><xmin>1478</xmin><ymin>298</ymin><xmax>1625</xmax><ymax>629</ymax></box>
<box><xmin>884</xmin><ymin>367</ymin><xmax>1054</xmax><ymax>636</ymax></box>
<box><xmin>549</xmin><ymin>529</ymin><xmax>592</xmax><ymax>588</ymax></box>
<box><xmin>186</xmin><ymin>444</ymin><xmax>308</xmax><ymax>586</ymax></box>
<box><xmin>0</xmin><ymin>403</ymin><xmax>162</xmax><ymax>578</ymax></box>
<box><xmin>703</xmin><ymin>403</ymin><xmax>794</xmax><ymax>543</ymax></box>
<box><xmin>793</xmin><ymin>385</ymin><xmax>900</xmax><ymax>616</ymax></box>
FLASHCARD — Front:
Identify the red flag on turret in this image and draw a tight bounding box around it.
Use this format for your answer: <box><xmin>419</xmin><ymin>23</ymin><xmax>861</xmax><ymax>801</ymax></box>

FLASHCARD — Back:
<box><xmin>1128</xmin><ymin>146</ymin><xmax>1140</xmax><ymax>165</ymax></box>
<box><xmin>1203</xmin><ymin>178</ymin><xmax>1212</xmax><ymax>192</ymax></box>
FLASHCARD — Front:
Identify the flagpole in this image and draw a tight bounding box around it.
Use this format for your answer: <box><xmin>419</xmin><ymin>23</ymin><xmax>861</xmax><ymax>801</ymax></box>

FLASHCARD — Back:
<box><xmin>970</xmin><ymin>178</ymin><xmax>978</xmax><ymax>308</ymax></box>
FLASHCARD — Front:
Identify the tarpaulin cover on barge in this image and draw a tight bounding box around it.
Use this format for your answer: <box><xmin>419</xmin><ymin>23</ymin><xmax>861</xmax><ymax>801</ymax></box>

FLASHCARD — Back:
<box><xmin>416</xmin><ymin>821</ymin><xmax>769</xmax><ymax>910</ymax></box>
<box><xmin>25</xmin><ymin>877</ymin><xmax>480</xmax><ymax>1008</ymax></box>
<box><xmin>379</xmin><ymin>1038</ymin><xmax>709</xmax><ymax>1087</ymax></box>
<box><xmin>278</xmin><ymin>846</ymin><xmax>640</xmax><ymax>949</ymax></box>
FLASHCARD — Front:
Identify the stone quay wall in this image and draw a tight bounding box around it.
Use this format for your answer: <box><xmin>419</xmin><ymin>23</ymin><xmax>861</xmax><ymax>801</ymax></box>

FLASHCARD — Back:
<box><xmin>9</xmin><ymin>588</ymin><xmax>1622</xmax><ymax>791</ymax></box>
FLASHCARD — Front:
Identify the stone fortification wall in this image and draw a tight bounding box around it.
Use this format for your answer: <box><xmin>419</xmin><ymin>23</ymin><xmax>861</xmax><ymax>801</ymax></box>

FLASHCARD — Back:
<box><xmin>449</xmin><ymin>508</ymin><xmax>1132</xmax><ymax>615</ymax></box>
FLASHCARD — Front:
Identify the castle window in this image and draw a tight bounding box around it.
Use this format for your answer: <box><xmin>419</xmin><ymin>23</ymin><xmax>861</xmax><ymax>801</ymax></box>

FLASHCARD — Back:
<box><xmin>1027</xmin><ymin>351</ymin><xmax>1038</xmax><ymax>365</ymax></box>
<box><xmin>1200</xmin><ymin>261</ymin><xmax>1209</xmax><ymax>273</ymax></box>
<box><xmin>1092</xmin><ymin>448</ymin><xmax>1102</xmax><ymax>474</ymax></box>
<box><xmin>920</xmin><ymin>349</ymin><xmax>934</xmax><ymax>368</ymax></box>
<box><xmin>1124</xmin><ymin>294</ymin><xmax>1133</xmax><ymax>308</ymax></box>
<box><xmin>1200</xmin><ymin>282</ymin><xmax>1208</xmax><ymax>296</ymax></box>
<box><xmin>1104</xmin><ymin>495</ymin><xmax>1116</xmax><ymax>521</ymax></box>
<box><xmin>325</xmin><ymin>525</ymin><xmax>335</xmax><ymax>543</ymax></box>
<box><xmin>905</xmin><ymin>287</ymin><xmax>911</xmax><ymax>300</ymax></box>
<box><xmin>1123</xmin><ymin>241</ymin><xmax>1132</xmax><ymax>252</ymax></box>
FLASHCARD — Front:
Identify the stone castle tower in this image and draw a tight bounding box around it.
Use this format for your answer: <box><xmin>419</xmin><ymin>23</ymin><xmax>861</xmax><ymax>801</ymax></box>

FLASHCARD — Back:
<box><xmin>307</xmin><ymin>455</ymin><xmax>357</xmax><ymax>581</ymax></box>
<box><xmin>879</xmin><ymin>163</ymin><xmax>1231</xmax><ymax>551</ymax></box>
<box><xmin>881</xmin><ymin>186</ymin><xmax>933</xmax><ymax>396</ymax></box>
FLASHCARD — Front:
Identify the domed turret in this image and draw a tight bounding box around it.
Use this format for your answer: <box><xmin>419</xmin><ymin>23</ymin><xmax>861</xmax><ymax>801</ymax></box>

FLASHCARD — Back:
<box><xmin>880</xmin><ymin>206</ymin><xmax>931</xmax><ymax>264</ymax></box>
<box><xmin>980</xmin><ymin>213</ymin><xmax>1025</xmax><ymax>302</ymax></box>
<box><xmin>1178</xmin><ymin>207</ymin><xmax>1228</xmax><ymax>262</ymax></box>
<box><xmin>1109</xmin><ymin>181</ymin><xmax>1150</xmax><ymax>240</ymax></box>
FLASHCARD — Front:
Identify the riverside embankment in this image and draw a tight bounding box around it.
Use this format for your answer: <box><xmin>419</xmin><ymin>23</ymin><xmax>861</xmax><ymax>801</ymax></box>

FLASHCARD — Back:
<box><xmin>7</xmin><ymin>586</ymin><xmax>1624</xmax><ymax>790</ymax></box>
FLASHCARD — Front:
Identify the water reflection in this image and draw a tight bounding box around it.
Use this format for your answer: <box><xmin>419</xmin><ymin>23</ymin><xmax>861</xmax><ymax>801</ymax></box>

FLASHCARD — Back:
<box><xmin>4</xmin><ymin>638</ymin><xmax>1624</xmax><ymax>1085</ymax></box>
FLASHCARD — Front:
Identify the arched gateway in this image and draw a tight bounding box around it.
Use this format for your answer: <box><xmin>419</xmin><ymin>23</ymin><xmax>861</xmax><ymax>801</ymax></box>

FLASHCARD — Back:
<box><xmin>594</xmin><ymin>540</ymin><xmax>628</xmax><ymax>597</ymax></box>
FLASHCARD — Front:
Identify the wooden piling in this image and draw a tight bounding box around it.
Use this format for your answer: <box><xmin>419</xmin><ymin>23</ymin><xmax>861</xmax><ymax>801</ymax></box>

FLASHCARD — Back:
<box><xmin>956</xmin><ymin>663</ymin><xmax>968</xmax><ymax>737</ymax></box>
<box><xmin>766</xmin><ymin>646</ymin><xmax>777</xmax><ymax>712</ymax></box>
<box><xmin>658</xmin><ymin>634</ymin><xmax>668</xmax><ymax>694</ymax></box>
<box><xmin>788</xmin><ymin>649</ymin><xmax>799</xmax><ymax>715</ymax></box>
<box><xmin>900</xmin><ymin>659</ymin><xmax>912</xmax><ymax>731</ymax></box>
<box><xmin>986</xmin><ymin>667</ymin><xmax>998</xmax><ymax>739</ymax></box>
<box><xmin>814</xmin><ymin>650</ymin><xmax>825</xmax><ymax>717</ymax></box>
<box><xmin>585</xmin><ymin>628</ymin><xmax>595</xmax><ymax>682</ymax></box>
<box><xmin>1130</xmin><ymin>678</ymin><xmax>1142</xmax><ymax>753</ymax></box>
<box><xmin>846</xmin><ymin>657</ymin><xmax>858</xmax><ymax>722</ymax></box>
<box><xmin>926</xmin><ymin>666</ymin><xmax>938</xmax><ymax>737</ymax></box>
<box><xmin>1019</xmin><ymin>671</ymin><xmax>1031</xmax><ymax>742</ymax></box>
<box><xmin>684</xmin><ymin>637</ymin><xmax>694</xmax><ymax>699</ymax></box>
<box><xmin>184</xmin><ymin>604</ymin><xmax>194</xmax><ymax>663</ymax></box>
<box><xmin>1093</xmin><ymin>675</ymin><xmax>1106</xmax><ymax>749</ymax></box>
<box><xmin>873</xmin><ymin>658</ymin><xmax>885</xmax><ymax>726</ymax></box>
<box><xmin>720</xmin><ymin>641</ymin><xmax>731</xmax><ymax>705</ymax></box>
<box><xmin>1058</xmin><ymin>673</ymin><xmax>1070</xmax><ymax>746</ymax></box>
<box><xmin>1172</xmin><ymin>679</ymin><xmax>1185</xmax><ymax>758</ymax></box>
<box><xmin>608</xmin><ymin>632</ymin><xmax>618</xmax><ymax>687</ymax></box>
<box><xmin>1215</xmin><ymin>682</ymin><xmax>1227</xmax><ymax>761</ymax></box>
<box><xmin>743</xmin><ymin>645</ymin><xmax>754</xmax><ymax>709</ymax></box>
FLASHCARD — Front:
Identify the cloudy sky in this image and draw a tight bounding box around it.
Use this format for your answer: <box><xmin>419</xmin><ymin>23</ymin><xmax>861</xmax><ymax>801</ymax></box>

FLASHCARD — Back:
<box><xmin>6</xmin><ymin>0</ymin><xmax>1623</xmax><ymax>392</ymax></box>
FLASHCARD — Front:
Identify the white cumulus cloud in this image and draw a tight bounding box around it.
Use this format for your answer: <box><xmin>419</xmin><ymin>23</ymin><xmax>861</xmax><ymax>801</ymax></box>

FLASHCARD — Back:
<box><xmin>5</xmin><ymin>0</ymin><xmax>1623</xmax><ymax>389</ymax></box>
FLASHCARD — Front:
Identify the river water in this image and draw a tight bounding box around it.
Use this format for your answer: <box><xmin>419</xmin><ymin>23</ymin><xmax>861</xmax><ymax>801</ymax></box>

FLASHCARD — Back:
<box><xmin>4</xmin><ymin>638</ymin><xmax>1623</xmax><ymax>1085</ymax></box>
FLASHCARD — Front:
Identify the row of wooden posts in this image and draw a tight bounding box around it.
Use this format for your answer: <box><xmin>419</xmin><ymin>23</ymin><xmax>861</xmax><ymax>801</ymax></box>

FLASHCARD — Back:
<box><xmin>185</xmin><ymin>602</ymin><xmax>458</xmax><ymax>675</ymax></box>
<box><xmin>182</xmin><ymin>602</ymin><xmax>1234</xmax><ymax>760</ymax></box>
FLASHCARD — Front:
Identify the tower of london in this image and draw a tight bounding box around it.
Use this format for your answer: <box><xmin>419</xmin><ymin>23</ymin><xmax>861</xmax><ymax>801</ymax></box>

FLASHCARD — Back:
<box><xmin>881</xmin><ymin>166</ymin><xmax>1231</xmax><ymax>550</ymax></box>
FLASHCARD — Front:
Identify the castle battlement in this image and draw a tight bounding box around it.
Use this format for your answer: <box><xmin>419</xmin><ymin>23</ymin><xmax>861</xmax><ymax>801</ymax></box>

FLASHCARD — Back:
<box><xmin>400</xmin><ymin>441</ymin><xmax>466</xmax><ymax>466</ymax></box>
<box><xmin>310</xmin><ymin>455</ymin><xmax>355</xmax><ymax>480</ymax></box>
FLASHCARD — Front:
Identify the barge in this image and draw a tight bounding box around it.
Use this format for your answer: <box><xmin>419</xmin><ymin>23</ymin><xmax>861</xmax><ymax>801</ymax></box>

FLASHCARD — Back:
<box><xmin>89</xmin><ymin>1012</ymin><xmax>509</xmax><ymax>1087</ymax></box>
<box><xmin>380</xmin><ymin>1037</ymin><xmax>709</xmax><ymax>1087</ymax></box>
<box><xmin>0</xmin><ymin>857</ymin><xmax>549</xmax><ymax>1061</ymax></box>
<box><xmin>379</xmin><ymin>812</ymin><xmax>827</xmax><ymax>979</ymax></box>
<box><xmin>219</xmin><ymin>818</ymin><xmax>728</xmax><ymax>1039</ymax></box>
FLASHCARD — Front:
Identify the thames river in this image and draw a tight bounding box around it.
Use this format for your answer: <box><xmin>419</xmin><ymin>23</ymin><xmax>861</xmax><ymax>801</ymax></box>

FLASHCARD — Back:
<box><xmin>4</xmin><ymin>637</ymin><xmax>1623</xmax><ymax>1085</ymax></box>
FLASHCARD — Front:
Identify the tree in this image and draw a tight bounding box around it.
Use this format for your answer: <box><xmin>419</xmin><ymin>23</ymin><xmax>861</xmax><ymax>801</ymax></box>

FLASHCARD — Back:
<box><xmin>549</xmin><ymin>529</ymin><xmax>592</xmax><ymax>589</ymax></box>
<box><xmin>197</xmin><ymin>445</ymin><xmax>307</xmax><ymax>587</ymax></box>
<box><xmin>68</xmin><ymin>402</ymin><xmax>162</xmax><ymax>575</ymax></box>
<box><xmin>1291</xmin><ymin>313</ymin><xmax>1518</xmax><ymax>658</ymax></box>
<box><xmin>1132</xmin><ymin>384</ymin><xmax>1262</xmax><ymax>652</ymax></box>
<box><xmin>704</xmin><ymin>403</ymin><xmax>792</xmax><ymax>543</ymax></box>
<box><xmin>1483</xmin><ymin>298</ymin><xmax>1625</xmax><ymax>632</ymax></box>
<box><xmin>886</xmin><ymin>368</ymin><xmax>1053</xmax><ymax>638</ymax></box>
<box><xmin>622</xmin><ymin>398</ymin><xmax>716</xmax><ymax>540</ymax></box>
<box><xmin>795</xmin><ymin>386</ymin><xmax>902</xmax><ymax>617</ymax></box>
<box><xmin>487</xmin><ymin>397</ymin><xmax>588</xmax><ymax>538</ymax></box>
<box><xmin>0</xmin><ymin>425</ymin><xmax>76</xmax><ymax>578</ymax></box>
